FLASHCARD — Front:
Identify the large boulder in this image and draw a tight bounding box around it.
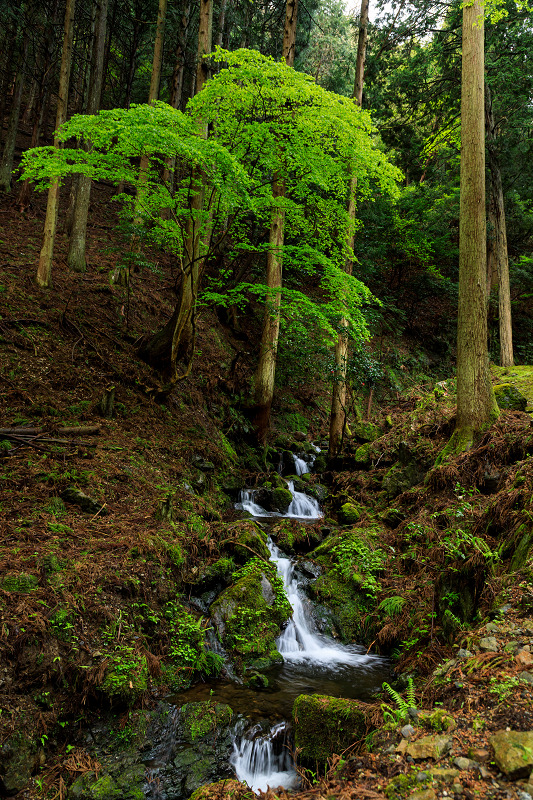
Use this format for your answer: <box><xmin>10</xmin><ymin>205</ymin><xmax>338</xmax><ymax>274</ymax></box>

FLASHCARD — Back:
<box><xmin>210</xmin><ymin>561</ymin><xmax>291</xmax><ymax>669</ymax></box>
<box><xmin>293</xmin><ymin>694</ymin><xmax>371</xmax><ymax>762</ymax></box>
<box><xmin>493</xmin><ymin>383</ymin><xmax>528</xmax><ymax>411</ymax></box>
<box><xmin>490</xmin><ymin>729</ymin><xmax>533</xmax><ymax>779</ymax></box>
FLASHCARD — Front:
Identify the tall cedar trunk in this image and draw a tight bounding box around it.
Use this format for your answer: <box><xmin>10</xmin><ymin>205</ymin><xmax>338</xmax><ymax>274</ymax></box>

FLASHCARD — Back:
<box><xmin>36</xmin><ymin>0</ymin><xmax>76</xmax><ymax>289</ymax></box>
<box><xmin>67</xmin><ymin>0</ymin><xmax>108</xmax><ymax>273</ymax></box>
<box><xmin>0</xmin><ymin>23</ymin><xmax>17</xmax><ymax>147</ymax></box>
<box><xmin>252</xmin><ymin>0</ymin><xmax>298</xmax><ymax>444</ymax></box>
<box><xmin>162</xmin><ymin>0</ymin><xmax>192</xmax><ymax>197</ymax></box>
<box><xmin>137</xmin><ymin>0</ymin><xmax>213</xmax><ymax>380</ymax></box>
<box><xmin>447</xmin><ymin>0</ymin><xmax>499</xmax><ymax>456</ymax></box>
<box><xmin>18</xmin><ymin>0</ymin><xmax>61</xmax><ymax>210</ymax></box>
<box><xmin>216</xmin><ymin>0</ymin><xmax>228</xmax><ymax>48</ymax></box>
<box><xmin>134</xmin><ymin>0</ymin><xmax>168</xmax><ymax>230</ymax></box>
<box><xmin>485</xmin><ymin>84</ymin><xmax>513</xmax><ymax>367</ymax></box>
<box><xmin>0</xmin><ymin>31</ymin><xmax>29</xmax><ymax>192</ymax></box>
<box><xmin>328</xmin><ymin>0</ymin><xmax>368</xmax><ymax>459</ymax></box>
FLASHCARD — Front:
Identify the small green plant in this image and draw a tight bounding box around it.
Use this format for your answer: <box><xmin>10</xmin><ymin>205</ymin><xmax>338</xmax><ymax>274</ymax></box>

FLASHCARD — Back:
<box><xmin>378</xmin><ymin>596</ymin><xmax>405</xmax><ymax>618</ymax></box>
<box><xmin>489</xmin><ymin>675</ymin><xmax>520</xmax><ymax>705</ymax></box>
<box><xmin>381</xmin><ymin>677</ymin><xmax>417</xmax><ymax>728</ymax></box>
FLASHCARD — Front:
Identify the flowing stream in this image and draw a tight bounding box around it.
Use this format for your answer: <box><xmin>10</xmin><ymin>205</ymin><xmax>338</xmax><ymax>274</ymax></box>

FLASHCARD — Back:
<box><xmin>228</xmin><ymin>449</ymin><xmax>389</xmax><ymax>793</ymax></box>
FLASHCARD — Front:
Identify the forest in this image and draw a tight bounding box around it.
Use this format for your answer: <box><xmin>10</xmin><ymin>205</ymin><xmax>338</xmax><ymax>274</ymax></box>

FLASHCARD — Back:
<box><xmin>0</xmin><ymin>0</ymin><xmax>533</xmax><ymax>799</ymax></box>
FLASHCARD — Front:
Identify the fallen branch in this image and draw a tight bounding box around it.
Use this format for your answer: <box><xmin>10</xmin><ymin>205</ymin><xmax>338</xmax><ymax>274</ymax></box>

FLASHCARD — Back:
<box><xmin>0</xmin><ymin>426</ymin><xmax>100</xmax><ymax>436</ymax></box>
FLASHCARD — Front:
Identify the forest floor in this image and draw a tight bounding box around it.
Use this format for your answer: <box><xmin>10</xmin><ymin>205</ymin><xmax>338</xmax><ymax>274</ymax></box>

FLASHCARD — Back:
<box><xmin>0</xmin><ymin>186</ymin><xmax>532</xmax><ymax>800</ymax></box>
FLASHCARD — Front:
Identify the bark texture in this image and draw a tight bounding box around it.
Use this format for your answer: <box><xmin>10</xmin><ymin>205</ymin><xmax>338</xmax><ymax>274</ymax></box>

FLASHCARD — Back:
<box><xmin>328</xmin><ymin>0</ymin><xmax>367</xmax><ymax>459</ymax></box>
<box><xmin>485</xmin><ymin>84</ymin><xmax>513</xmax><ymax>367</ymax></box>
<box><xmin>449</xmin><ymin>0</ymin><xmax>499</xmax><ymax>456</ymax></box>
<box><xmin>67</xmin><ymin>0</ymin><xmax>108</xmax><ymax>273</ymax></box>
<box><xmin>252</xmin><ymin>0</ymin><xmax>298</xmax><ymax>443</ymax></box>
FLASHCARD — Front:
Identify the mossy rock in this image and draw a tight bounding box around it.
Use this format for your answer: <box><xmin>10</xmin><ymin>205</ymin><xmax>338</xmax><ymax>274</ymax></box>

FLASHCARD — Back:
<box><xmin>382</xmin><ymin>462</ymin><xmax>424</xmax><ymax>499</ymax></box>
<box><xmin>418</xmin><ymin>709</ymin><xmax>456</xmax><ymax>732</ymax></box>
<box><xmin>271</xmin><ymin>487</ymin><xmax>293</xmax><ymax>513</ymax></box>
<box><xmin>293</xmin><ymin>694</ymin><xmax>370</xmax><ymax>762</ymax></box>
<box><xmin>338</xmin><ymin>502</ymin><xmax>361</xmax><ymax>525</ymax></box>
<box><xmin>352</xmin><ymin>421</ymin><xmax>381</xmax><ymax>443</ymax></box>
<box><xmin>0</xmin><ymin>733</ymin><xmax>39</xmax><ymax>795</ymax></box>
<box><xmin>493</xmin><ymin>383</ymin><xmax>528</xmax><ymax>411</ymax></box>
<box><xmin>508</xmin><ymin>522</ymin><xmax>533</xmax><ymax>572</ymax></box>
<box><xmin>210</xmin><ymin>561</ymin><xmax>291</xmax><ymax>668</ymax></box>
<box><xmin>69</xmin><ymin>765</ymin><xmax>145</xmax><ymax>800</ymax></box>
<box><xmin>180</xmin><ymin>701</ymin><xmax>233</xmax><ymax>743</ymax></box>
<box><xmin>354</xmin><ymin>442</ymin><xmax>373</xmax><ymax>468</ymax></box>
<box><xmin>272</xmin><ymin>520</ymin><xmax>322</xmax><ymax>555</ymax></box>
<box><xmin>314</xmin><ymin>453</ymin><xmax>327</xmax><ymax>472</ymax></box>
<box><xmin>1</xmin><ymin>573</ymin><xmax>38</xmax><ymax>593</ymax></box>
<box><xmin>231</xmin><ymin>521</ymin><xmax>270</xmax><ymax>564</ymax></box>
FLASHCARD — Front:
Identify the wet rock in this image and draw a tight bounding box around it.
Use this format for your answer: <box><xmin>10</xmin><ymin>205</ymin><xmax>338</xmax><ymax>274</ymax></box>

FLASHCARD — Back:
<box><xmin>517</xmin><ymin>650</ymin><xmax>533</xmax><ymax>667</ymax></box>
<box><xmin>468</xmin><ymin>748</ymin><xmax>489</xmax><ymax>762</ymax></box>
<box><xmin>61</xmin><ymin>487</ymin><xmax>107</xmax><ymax>515</ymax></box>
<box><xmin>479</xmin><ymin>636</ymin><xmax>499</xmax><ymax>652</ymax></box>
<box><xmin>408</xmin><ymin>790</ymin><xmax>437</xmax><ymax>800</ymax></box>
<box><xmin>456</xmin><ymin>649</ymin><xmax>473</xmax><ymax>659</ymax></box>
<box><xmin>69</xmin><ymin>765</ymin><xmax>145</xmax><ymax>800</ymax></box>
<box><xmin>293</xmin><ymin>694</ymin><xmax>370</xmax><ymax>762</ymax></box>
<box><xmin>0</xmin><ymin>734</ymin><xmax>39</xmax><ymax>795</ymax></box>
<box><xmin>429</xmin><ymin>768</ymin><xmax>460</xmax><ymax>782</ymax></box>
<box><xmin>402</xmin><ymin>724</ymin><xmax>416</xmax><ymax>739</ymax></box>
<box><xmin>519</xmin><ymin>671</ymin><xmax>533</xmax><ymax>685</ymax></box>
<box><xmin>453</xmin><ymin>757</ymin><xmax>478</xmax><ymax>770</ymax></box>
<box><xmin>490</xmin><ymin>730</ymin><xmax>533</xmax><ymax>779</ymax></box>
<box><xmin>406</xmin><ymin>735</ymin><xmax>453</xmax><ymax>760</ymax></box>
<box><xmin>296</xmin><ymin>560</ymin><xmax>322</xmax><ymax>580</ymax></box>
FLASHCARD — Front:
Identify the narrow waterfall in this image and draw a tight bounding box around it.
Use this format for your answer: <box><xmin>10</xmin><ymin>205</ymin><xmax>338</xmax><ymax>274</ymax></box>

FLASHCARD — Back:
<box><xmin>231</xmin><ymin>722</ymin><xmax>297</xmax><ymax>793</ymax></box>
<box><xmin>270</xmin><ymin>540</ymin><xmax>372</xmax><ymax>666</ymax></box>
<box><xmin>232</xmin><ymin>444</ymin><xmax>385</xmax><ymax>793</ymax></box>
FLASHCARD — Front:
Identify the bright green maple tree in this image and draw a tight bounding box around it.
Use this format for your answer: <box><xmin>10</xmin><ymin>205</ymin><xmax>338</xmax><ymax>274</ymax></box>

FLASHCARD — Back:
<box><xmin>21</xmin><ymin>48</ymin><xmax>401</xmax><ymax>380</ymax></box>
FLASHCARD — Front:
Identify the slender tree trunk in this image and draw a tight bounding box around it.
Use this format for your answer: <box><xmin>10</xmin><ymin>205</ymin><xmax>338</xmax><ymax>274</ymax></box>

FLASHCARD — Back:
<box><xmin>0</xmin><ymin>24</ymin><xmax>17</xmax><ymax>148</ymax></box>
<box><xmin>252</xmin><ymin>0</ymin><xmax>298</xmax><ymax>443</ymax></box>
<box><xmin>67</xmin><ymin>0</ymin><xmax>108</xmax><ymax>273</ymax></box>
<box><xmin>134</xmin><ymin>0</ymin><xmax>168</xmax><ymax>228</ymax></box>
<box><xmin>36</xmin><ymin>0</ymin><xmax>76</xmax><ymax>289</ymax></box>
<box><xmin>328</xmin><ymin>0</ymin><xmax>368</xmax><ymax>459</ymax></box>
<box><xmin>0</xmin><ymin>32</ymin><xmax>29</xmax><ymax>192</ymax></box>
<box><xmin>485</xmin><ymin>84</ymin><xmax>513</xmax><ymax>367</ymax></box>
<box><xmin>444</xmin><ymin>0</ymin><xmax>499</xmax><ymax>457</ymax></box>
<box><xmin>137</xmin><ymin>0</ymin><xmax>213</xmax><ymax>379</ymax></box>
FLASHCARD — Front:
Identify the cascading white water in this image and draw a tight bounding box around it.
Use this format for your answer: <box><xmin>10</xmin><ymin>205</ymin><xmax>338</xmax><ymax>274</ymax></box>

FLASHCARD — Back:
<box><xmin>232</xmin><ymin>443</ymin><xmax>384</xmax><ymax>793</ymax></box>
<box><xmin>270</xmin><ymin>539</ymin><xmax>372</xmax><ymax>666</ymax></box>
<box><xmin>293</xmin><ymin>454</ymin><xmax>309</xmax><ymax>476</ymax></box>
<box><xmin>231</xmin><ymin>722</ymin><xmax>297</xmax><ymax>793</ymax></box>
<box><xmin>236</xmin><ymin>482</ymin><xmax>321</xmax><ymax>520</ymax></box>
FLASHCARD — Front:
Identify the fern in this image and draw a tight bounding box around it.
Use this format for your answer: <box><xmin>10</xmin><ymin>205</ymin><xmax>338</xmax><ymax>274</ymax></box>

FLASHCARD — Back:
<box><xmin>378</xmin><ymin>596</ymin><xmax>405</xmax><ymax>618</ymax></box>
<box><xmin>380</xmin><ymin>677</ymin><xmax>417</xmax><ymax>727</ymax></box>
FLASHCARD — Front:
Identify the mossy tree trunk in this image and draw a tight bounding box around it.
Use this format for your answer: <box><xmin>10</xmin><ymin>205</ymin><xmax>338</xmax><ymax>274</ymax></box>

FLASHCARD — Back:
<box><xmin>252</xmin><ymin>0</ymin><xmax>298</xmax><ymax>444</ymax></box>
<box><xmin>443</xmin><ymin>0</ymin><xmax>499</xmax><ymax>459</ymax></box>
<box><xmin>328</xmin><ymin>0</ymin><xmax>368</xmax><ymax>459</ymax></box>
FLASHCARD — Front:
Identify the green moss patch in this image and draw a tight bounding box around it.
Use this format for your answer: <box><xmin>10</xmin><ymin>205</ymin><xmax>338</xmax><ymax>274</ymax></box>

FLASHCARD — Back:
<box><xmin>181</xmin><ymin>701</ymin><xmax>233</xmax><ymax>742</ymax></box>
<box><xmin>293</xmin><ymin>694</ymin><xmax>371</xmax><ymax>761</ymax></box>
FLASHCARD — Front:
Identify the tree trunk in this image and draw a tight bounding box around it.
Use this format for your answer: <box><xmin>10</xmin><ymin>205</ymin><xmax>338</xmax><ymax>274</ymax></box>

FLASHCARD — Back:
<box><xmin>67</xmin><ymin>0</ymin><xmax>108</xmax><ymax>273</ymax></box>
<box><xmin>328</xmin><ymin>0</ymin><xmax>368</xmax><ymax>459</ymax></box>
<box><xmin>353</xmin><ymin>0</ymin><xmax>369</xmax><ymax>107</ymax></box>
<box><xmin>36</xmin><ymin>0</ymin><xmax>76</xmax><ymax>289</ymax></box>
<box><xmin>252</xmin><ymin>177</ymin><xmax>286</xmax><ymax>443</ymax></box>
<box><xmin>444</xmin><ymin>0</ymin><xmax>499</xmax><ymax>457</ymax></box>
<box><xmin>485</xmin><ymin>84</ymin><xmax>513</xmax><ymax>367</ymax></box>
<box><xmin>0</xmin><ymin>32</ymin><xmax>29</xmax><ymax>192</ymax></box>
<box><xmin>134</xmin><ymin>0</ymin><xmax>168</xmax><ymax>230</ymax></box>
<box><xmin>252</xmin><ymin>0</ymin><xmax>298</xmax><ymax>443</ymax></box>
<box><xmin>137</xmin><ymin>0</ymin><xmax>213</xmax><ymax>380</ymax></box>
